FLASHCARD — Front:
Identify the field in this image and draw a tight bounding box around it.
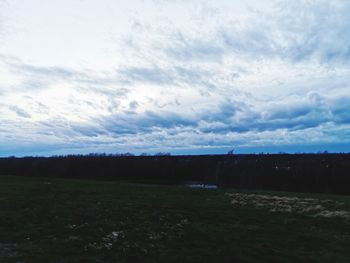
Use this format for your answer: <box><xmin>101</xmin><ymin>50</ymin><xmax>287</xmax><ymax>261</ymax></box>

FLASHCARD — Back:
<box><xmin>0</xmin><ymin>175</ymin><xmax>350</xmax><ymax>263</ymax></box>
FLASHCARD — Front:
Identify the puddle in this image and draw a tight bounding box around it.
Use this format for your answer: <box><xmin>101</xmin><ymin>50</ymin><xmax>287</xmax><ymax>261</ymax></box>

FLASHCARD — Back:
<box><xmin>188</xmin><ymin>184</ymin><xmax>218</xmax><ymax>189</ymax></box>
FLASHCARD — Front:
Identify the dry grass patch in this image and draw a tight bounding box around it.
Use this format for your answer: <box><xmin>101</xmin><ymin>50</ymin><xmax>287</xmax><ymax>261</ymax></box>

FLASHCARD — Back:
<box><xmin>225</xmin><ymin>193</ymin><xmax>350</xmax><ymax>219</ymax></box>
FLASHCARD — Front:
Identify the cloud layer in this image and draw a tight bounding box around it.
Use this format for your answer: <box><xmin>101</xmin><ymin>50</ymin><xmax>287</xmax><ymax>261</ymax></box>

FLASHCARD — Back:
<box><xmin>1</xmin><ymin>0</ymin><xmax>350</xmax><ymax>156</ymax></box>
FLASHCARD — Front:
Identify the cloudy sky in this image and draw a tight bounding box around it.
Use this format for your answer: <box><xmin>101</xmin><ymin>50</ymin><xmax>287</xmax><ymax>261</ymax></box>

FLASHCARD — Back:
<box><xmin>0</xmin><ymin>0</ymin><xmax>350</xmax><ymax>156</ymax></box>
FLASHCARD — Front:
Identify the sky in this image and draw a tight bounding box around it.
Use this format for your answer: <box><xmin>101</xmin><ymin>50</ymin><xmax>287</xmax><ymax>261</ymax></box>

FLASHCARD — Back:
<box><xmin>0</xmin><ymin>0</ymin><xmax>350</xmax><ymax>156</ymax></box>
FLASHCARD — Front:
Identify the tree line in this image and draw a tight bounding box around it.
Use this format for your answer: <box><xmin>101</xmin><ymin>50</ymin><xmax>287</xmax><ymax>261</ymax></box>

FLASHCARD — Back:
<box><xmin>0</xmin><ymin>153</ymin><xmax>349</xmax><ymax>194</ymax></box>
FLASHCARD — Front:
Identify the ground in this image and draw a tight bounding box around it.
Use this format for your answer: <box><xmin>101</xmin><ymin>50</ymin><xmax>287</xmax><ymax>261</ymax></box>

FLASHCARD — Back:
<box><xmin>0</xmin><ymin>175</ymin><xmax>349</xmax><ymax>263</ymax></box>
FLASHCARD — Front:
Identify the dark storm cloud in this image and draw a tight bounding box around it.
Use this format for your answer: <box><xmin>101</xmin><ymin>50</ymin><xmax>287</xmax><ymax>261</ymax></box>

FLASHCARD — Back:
<box><xmin>96</xmin><ymin>110</ymin><xmax>198</xmax><ymax>136</ymax></box>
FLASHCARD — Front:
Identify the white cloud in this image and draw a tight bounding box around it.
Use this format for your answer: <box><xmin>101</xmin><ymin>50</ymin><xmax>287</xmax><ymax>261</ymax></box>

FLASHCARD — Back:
<box><xmin>1</xmin><ymin>0</ymin><xmax>350</xmax><ymax>156</ymax></box>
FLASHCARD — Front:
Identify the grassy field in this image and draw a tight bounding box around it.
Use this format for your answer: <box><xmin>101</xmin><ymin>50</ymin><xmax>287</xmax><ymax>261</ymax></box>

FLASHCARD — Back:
<box><xmin>0</xmin><ymin>175</ymin><xmax>350</xmax><ymax>263</ymax></box>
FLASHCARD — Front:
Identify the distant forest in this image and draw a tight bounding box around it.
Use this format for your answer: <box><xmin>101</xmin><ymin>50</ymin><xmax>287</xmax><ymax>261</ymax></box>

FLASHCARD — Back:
<box><xmin>0</xmin><ymin>153</ymin><xmax>350</xmax><ymax>195</ymax></box>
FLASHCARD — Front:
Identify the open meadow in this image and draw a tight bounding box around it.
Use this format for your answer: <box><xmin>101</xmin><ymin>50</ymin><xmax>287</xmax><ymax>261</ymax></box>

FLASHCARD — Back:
<box><xmin>0</xmin><ymin>175</ymin><xmax>350</xmax><ymax>263</ymax></box>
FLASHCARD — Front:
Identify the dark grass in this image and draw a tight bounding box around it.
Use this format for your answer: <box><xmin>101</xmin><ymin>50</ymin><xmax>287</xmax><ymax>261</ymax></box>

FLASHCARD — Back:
<box><xmin>0</xmin><ymin>175</ymin><xmax>349</xmax><ymax>263</ymax></box>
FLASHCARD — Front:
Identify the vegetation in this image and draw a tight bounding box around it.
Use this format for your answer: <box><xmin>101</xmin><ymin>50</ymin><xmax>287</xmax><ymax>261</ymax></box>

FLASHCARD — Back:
<box><xmin>1</xmin><ymin>153</ymin><xmax>350</xmax><ymax>194</ymax></box>
<box><xmin>1</xmin><ymin>175</ymin><xmax>350</xmax><ymax>263</ymax></box>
